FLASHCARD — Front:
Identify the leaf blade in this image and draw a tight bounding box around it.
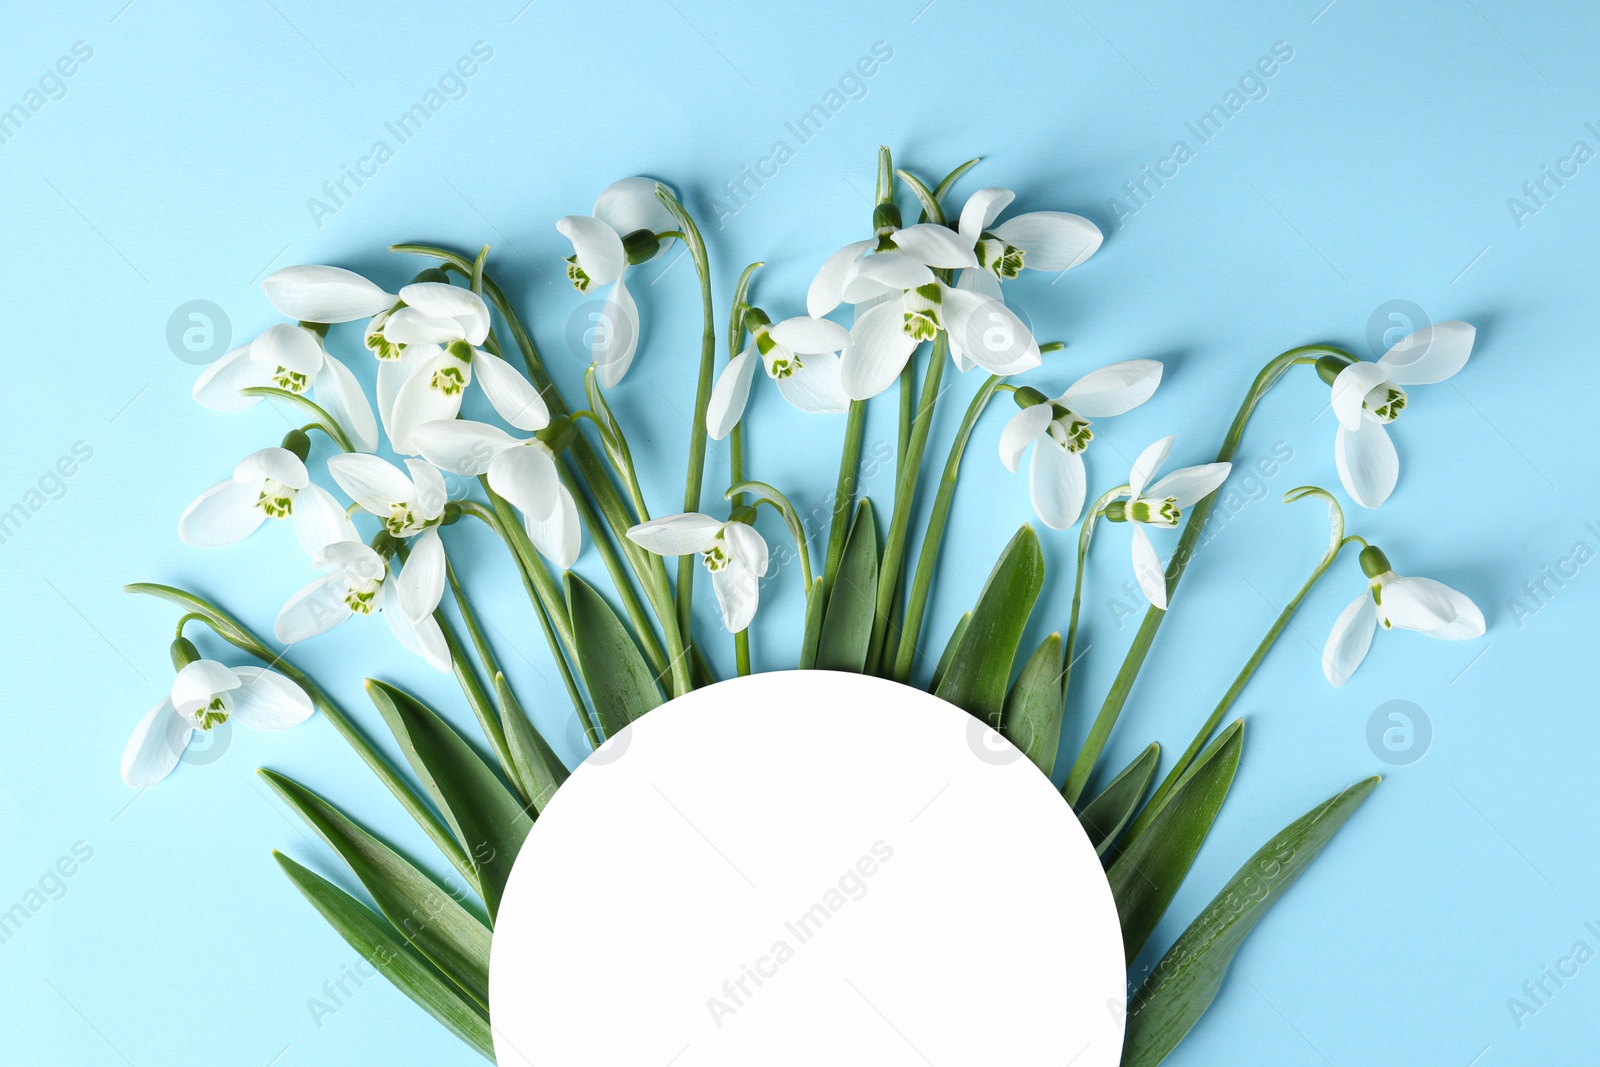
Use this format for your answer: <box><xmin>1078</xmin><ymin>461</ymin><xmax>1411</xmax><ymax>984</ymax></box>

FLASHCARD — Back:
<box><xmin>934</xmin><ymin>525</ymin><xmax>1045</xmax><ymax>723</ymax></box>
<box><xmin>274</xmin><ymin>852</ymin><xmax>494</xmax><ymax>1060</ymax></box>
<box><xmin>1076</xmin><ymin>743</ymin><xmax>1160</xmax><ymax>856</ymax></box>
<box><xmin>815</xmin><ymin>500</ymin><xmax>879</xmax><ymax>673</ymax></box>
<box><xmin>1001</xmin><ymin>632</ymin><xmax>1063</xmax><ymax>775</ymax></box>
<box><xmin>566</xmin><ymin>572</ymin><xmax>664</xmax><ymax>737</ymax></box>
<box><xmin>1121</xmin><ymin>776</ymin><xmax>1381</xmax><ymax>1067</ymax></box>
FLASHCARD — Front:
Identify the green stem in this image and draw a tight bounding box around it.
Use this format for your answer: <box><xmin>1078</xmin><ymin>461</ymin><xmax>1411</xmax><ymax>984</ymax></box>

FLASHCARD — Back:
<box><xmin>819</xmin><ymin>401</ymin><xmax>867</xmax><ymax>594</ymax></box>
<box><xmin>438</xmin><ymin>563</ymin><xmax>515</xmax><ymax>779</ymax></box>
<box><xmin>891</xmin><ymin>374</ymin><xmax>1003</xmax><ymax>683</ymax></box>
<box><xmin>1061</xmin><ymin>345</ymin><xmax>1348</xmax><ymax>803</ymax></box>
<box><xmin>1122</xmin><ymin>487</ymin><xmax>1350</xmax><ymax>843</ymax></box>
<box><xmin>239</xmin><ymin>388</ymin><xmax>355</xmax><ymax>452</ymax></box>
<box><xmin>655</xmin><ymin>190</ymin><xmax>718</xmax><ymax>683</ymax></box>
<box><xmin>1060</xmin><ymin>488</ymin><xmax>1128</xmax><ymax>748</ymax></box>
<box><xmin>868</xmin><ymin>333</ymin><xmax>948</xmax><ymax>673</ymax></box>
<box><xmin>125</xmin><ymin>583</ymin><xmax>476</xmax><ymax>885</ymax></box>
<box><xmin>560</xmin><ymin>461</ymin><xmax>668</xmax><ymax>675</ymax></box>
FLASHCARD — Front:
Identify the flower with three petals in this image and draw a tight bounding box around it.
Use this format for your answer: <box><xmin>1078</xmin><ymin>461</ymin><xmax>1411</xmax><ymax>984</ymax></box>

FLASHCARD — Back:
<box><xmin>706</xmin><ymin>312</ymin><xmax>853</xmax><ymax>439</ymax></box>
<box><xmin>953</xmin><ymin>187</ymin><xmax>1103</xmax><ymax>301</ymax></box>
<box><xmin>999</xmin><ymin>360</ymin><xmax>1163</xmax><ymax>529</ymax></box>
<box><xmin>1108</xmin><ymin>435</ymin><xmax>1232</xmax><ymax>610</ymax></box>
<box><xmin>178</xmin><ymin>443</ymin><xmax>355</xmax><ymax>555</ymax></box>
<box><xmin>627</xmin><ymin>513</ymin><xmax>769</xmax><ymax>633</ymax></box>
<box><xmin>1322</xmin><ymin>545</ymin><xmax>1485</xmax><ymax>686</ymax></box>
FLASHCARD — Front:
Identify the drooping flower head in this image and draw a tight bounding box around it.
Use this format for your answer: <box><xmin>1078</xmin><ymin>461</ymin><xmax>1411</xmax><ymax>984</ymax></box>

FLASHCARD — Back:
<box><xmin>627</xmin><ymin>512</ymin><xmax>769</xmax><ymax>633</ymax></box>
<box><xmin>706</xmin><ymin>310</ymin><xmax>853</xmax><ymax>439</ymax></box>
<box><xmin>1105</xmin><ymin>436</ymin><xmax>1232</xmax><ymax>610</ymax></box>
<box><xmin>1322</xmin><ymin>545</ymin><xmax>1485</xmax><ymax>686</ymax></box>
<box><xmin>178</xmin><ymin>432</ymin><xmax>355</xmax><ymax>556</ymax></box>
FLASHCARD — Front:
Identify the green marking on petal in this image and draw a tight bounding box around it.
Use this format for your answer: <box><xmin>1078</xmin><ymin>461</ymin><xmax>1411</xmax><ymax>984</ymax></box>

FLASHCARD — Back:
<box><xmin>431</xmin><ymin>365</ymin><xmax>466</xmax><ymax>397</ymax></box>
<box><xmin>565</xmin><ymin>256</ymin><xmax>593</xmax><ymax>293</ymax></box>
<box><xmin>701</xmin><ymin>537</ymin><xmax>731</xmax><ymax>573</ymax></box>
<box><xmin>256</xmin><ymin>480</ymin><xmax>296</xmax><ymax>519</ymax></box>
<box><xmin>195</xmin><ymin>695</ymin><xmax>229</xmax><ymax>731</ymax></box>
<box><xmin>1364</xmin><ymin>385</ymin><xmax>1407</xmax><ymax>423</ymax></box>
<box><xmin>272</xmin><ymin>367</ymin><xmax>310</xmax><ymax>392</ymax></box>
<box><xmin>1131</xmin><ymin>498</ymin><xmax>1181</xmax><ymax>527</ymax></box>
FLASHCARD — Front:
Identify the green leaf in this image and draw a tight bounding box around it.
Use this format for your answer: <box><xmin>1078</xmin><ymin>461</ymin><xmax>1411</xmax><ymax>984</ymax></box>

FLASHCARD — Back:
<box><xmin>261</xmin><ymin>771</ymin><xmax>491</xmax><ymax>1010</ymax></box>
<box><xmin>931</xmin><ymin>157</ymin><xmax>981</xmax><ymax>202</ymax></box>
<box><xmin>815</xmin><ymin>500</ymin><xmax>879</xmax><ymax>673</ymax></box>
<box><xmin>930</xmin><ymin>611</ymin><xmax>972</xmax><ymax>694</ymax></box>
<box><xmin>273</xmin><ymin>852</ymin><xmax>494</xmax><ymax>1060</ymax></box>
<box><xmin>934</xmin><ymin>526</ymin><xmax>1045</xmax><ymax>723</ymax></box>
<box><xmin>566</xmin><ymin>572</ymin><xmax>663</xmax><ymax>737</ymax></box>
<box><xmin>495</xmin><ymin>672</ymin><xmax>569</xmax><ymax>813</ymax></box>
<box><xmin>896</xmin><ymin>167</ymin><xmax>946</xmax><ymax>225</ymax></box>
<box><xmin>1107</xmin><ymin>721</ymin><xmax>1243</xmax><ymax>965</ymax></box>
<box><xmin>1121</xmin><ymin>776</ymin><xmax>1380</xmax><ymax>1067</ymax></box>
<box><xmin>366</xmin><ymin>680</ymin><xmax>532</xmax><ymax>917</ymax></box>
<box><xmin>1001</xmin><ymin>633</ymin><xmax>1063</xmax><ymax>775</ymax></box>
<box><xmin>798</xmin><ymin>575</ymin><xmax>826</xmax><ymax>670</ymax></box>
<box><xmin>1077</xmin><ymin>743</ymin><xmax>1160</xmax><ymax>856</ymax></box>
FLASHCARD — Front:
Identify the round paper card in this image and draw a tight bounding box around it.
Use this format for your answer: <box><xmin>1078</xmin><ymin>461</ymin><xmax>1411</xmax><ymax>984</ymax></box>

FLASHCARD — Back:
<box><xmin>490</xmin><ymin>670</ymin><xmax>1126</xmax><ymax>1066</ymax></box>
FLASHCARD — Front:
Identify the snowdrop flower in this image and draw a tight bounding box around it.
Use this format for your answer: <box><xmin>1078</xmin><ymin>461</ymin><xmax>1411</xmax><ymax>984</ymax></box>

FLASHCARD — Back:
<box><xmin>387</xmin><ymin>286</ymin><xmax>556</xmax><ymax>457</ymax></box>
<box><xmin>410</xmin><ymin>418</ymin><xmax>580</xmax><ymax>569</ymax></box>
<box><xmin>806</xmin><ymin>205</ymin><xmax>979</xmax><ymax>318</ymax></box>
<box><xmin>706</xmin><ymin>310</ymin><xmax>852</xmax><ymax>439</ymax></box>
<box><xmin>1106</xmin><ymin>436</ymin><xmax>1232</xmax><ymax>610</ymax></box>
<box><xmin>1322</xmin><ymin>545</ymin><xmax>1485</xmax><ymax>686</ymax></box>
<box><xmin>261</xmin><ymin>264</ymin><xmax>395</xmax><ymax>324</ymax></box>
<box><xmin>953</xmin><ymin>187</ymin><xmax>1103</xmax><ymax>301</ymax></box>
<box><xmin>557</xmin><ymin>177</ymin><xmax>677</xmax><ymax>388</ymax></box>
<box><xmin>325</xmin><ymin>452</ymin><xmax>450</xmax><ymax>620</ymax></box>
<box><xmin>121</xmin><ymin>645</ymin><xmax>313</xmax><ymax>788</ymax></box>
<box><xmin>366</xmin><ymin>281</ymin><xmax>501</xmax><ymax>443</ymax></box>
<box><xmin>627</xmin><ymin>513</ymin><xmax>769</xmax><ymax>633</ymax></box>
<box><xmin>999</xmin><ymin>360</ymin><xmax>1163</xmax><ymax>529</ymax></box>
<box><xmin>193</xmin><ymin>323</ymin><xmax>378</xmax><ymax>452</ymax></box>
<box><xmin>1323</xmin><ymin>321</ymin><xmax>1476</xmax><ymax>508</ymax></box>
<box><xmin>178</xmin><ymin>439</ymin><xmax>355</xmax><ymax>555</ymax></box>
<box><xmin>274</xmin><ymin>535</ymin><xmax>450</xmax><ymax>672</ymax></box>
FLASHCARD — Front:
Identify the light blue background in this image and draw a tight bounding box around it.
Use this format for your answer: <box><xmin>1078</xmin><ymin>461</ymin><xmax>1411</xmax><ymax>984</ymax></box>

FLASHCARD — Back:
<box><xmin>2</xmin><ymin>1</ymin><xmax>1595</xmax><ymax>1063</ymax></box>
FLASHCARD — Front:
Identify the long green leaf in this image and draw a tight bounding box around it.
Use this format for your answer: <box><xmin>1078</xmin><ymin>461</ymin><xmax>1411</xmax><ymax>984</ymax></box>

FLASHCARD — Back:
<box><xmin>1077</xmin><ymin>743</ymin><xmax>1160</xmax><ymax>856</ymax></box>
<box><xmin>1107</xmin><ymin>721</ymin><xmax>1243</xmax><ymax>964</ymax></box>
<box><xmin>366</xmin><ymin>680</ymin><xmax>532</xmax><ymax>917</ymax></box>
<box><xmin>1121</xmin><ymin>776</ymin><xmax>1380</xmax><ymax>1067</ymax></box>
<box><xmin>495</xmin><ymin>672</ymin><xmax>570</xmax><ymax>813</ymax></box>
<box><xmin>933</xmin><ymin>526</ymin><xmax>1045</xmax><ymax>723</ymax></box>
<box><xmin>273</xmin><ymin>852</ymin><xmax>494</xmax><ymax>1060</ymax></box>
<box><xmin>566</xmin><ymin>573</ymin><xmax>663</xmax><ymax>737</ymax></box>
<box><xmin>815</xmin><ymin>500</ymin><xmax>879</xmax><ymax>673</ymax></box>
<box><xmin>1001</xmin><ymin>633</ymin><xmax>1063</xmax><ymax>775</ymax></box>
<box><xmin>261</xmin><ymin>771</ymin><xmax>491</xmax><ymax>1009</ymax></box>
<box><xmin>930</xmin><ymin>611</ymin><xmax>972</xmax><ymax>694</ymax></box>
<box><xmin>798</xmin><ymin>576</ymin><xmax>826</xmax><ymax>670</ymax></box>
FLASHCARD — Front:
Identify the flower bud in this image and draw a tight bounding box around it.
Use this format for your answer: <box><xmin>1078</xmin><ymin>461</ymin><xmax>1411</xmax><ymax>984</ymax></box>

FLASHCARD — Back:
<box><xmin>537</xmin><ymin>414</ymin><xmax>578</xmax><ymax>454</ymax></box>
<box><xmin>1013</xmin><ymin>386</ymin><xmax>1050</xmax><ymax>409</ymax></box>
<box><xmin>1359</xmin><ymin>545</ymin><xmax>1392</xmax><ymax>578</ymax></box>
<box><xmin>742</xmin><ymin>306</ymin><xmax>773</xmax><ymax>333</ymax></box>
<box><xmin>170</xmin><ymin>637</ymin><xmax>201</xmax><ymax>671</ymax></box>
<box><xmin>1102</xmin><ymin>500</ymin><xmax>1128</xmax><ymax>523</ymax></box>
<box><xmin>1316</xmin><ymin>353</ymin><xmax>1355</xmax><ymax>386</ymax></box>
<box><xmin>280</xmin><ymin>428</ymin><xmax>312</xmax><ymax>461</ymax></box>
<box><xmin>622</xmin><ymin>229</ymin><xmax>661</xmax><ymax>264</ymax></box>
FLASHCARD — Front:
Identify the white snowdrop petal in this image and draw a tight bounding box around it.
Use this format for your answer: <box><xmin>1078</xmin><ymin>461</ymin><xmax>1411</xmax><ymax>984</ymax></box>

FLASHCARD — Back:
<box><xmin>1128</xmin><ymin>436</ymin><xmax>1174</xmax><ymax>499</ymax></box>
<box><xmin>710</xmin><ymin>555</ymin><xmax>760</xmax><ymax>634</ymax></box>
<box><xmin>841</xmin><ymin>301</ymin><xmax>918</xmax><ymax>401</ymax></box>
<box><xmin>388</xmin><ymin>351</ymin><xmax>467</xmax><ymax>454</ymax></box>
<box><xmin>774</xmin><ymin>352</ymin><xmax>851</xmax><ymax>414</ymax></box>
<box><xmin>411</xmin><ymin>419</ymin><xmax>517</xmax><ymax>478</ymax></box>
<box><xmin>291</xmin><ymin>483</ymin><xmax>358</xmax><ymax>557</ymax></box>
<box><xmin>121</xmin><ymin>699</ymin><xmax>191</xmax><ymax>788</ymax></box>
<box><xmin>941</xmin><ymin>287</ymin><xmax>1040</xmax><ymax>375</ymax></box>
<box><xmin>766</xmin><ymin>316</ymin><xmax>853</xmax><ymax>355</ymax></box>
<box><xmin>998</xmin><ymin>404</ymin><xmax>1053</xmax><ymax>473</ymax></box>
<box><xmin>1322</xmin><ymin>594</ymin><xmax>1379</xmax><ymax>686</ymax></box>
<box><xmin>384</xmin><ymin>576</ymin><xmax>452</xmax><ymax>672</ymax></box>
<box><xmin>1335</xmin><ymin>420</ymin><xmax>1399</xmax><ymax>509</ymax></box>
<box><xmin>1382</xmin><ymin>577</ymin><xmax>1485</xmax><ymax>639</ymax></box>
<box><xmin>228</xmin><ymin>667</ymin><xmax>315</xmax><ymax>729</ymax></box>
<box><xmin>234</xmin><ymin>447</ymin><xmax>309</xmax><ymax>489</ymax></box>
<box><xmin>327</xmin><ymin>453</ymin><xmax>414</xmax><ymax>517</ymax></box>
<box><xmin>593</xmin><ymin>275</ymin><xmax>641</xmax><ymax>388</ymax></box>
<box><xmin>488</xmin><ymin>444</ymin><xmax>560</xmax><ymax>522</ymax></box>
<box><xmin>1146</xmin><ymin>461</ymin><xmax>1231</xmax><ymax>510</ymax></box>
<box><xmin>1377</xmin><ymin>320</ymin><xmax>1475</xmax><ymax>386</ymax></box>
<box><xmin>627</xmin><ymin>512</ymin><xmax>724</xmax><ymax>555</ymax></box>
<box><xmin>523</xmin><ymin>482</ymin><xmax>582</xmax><ymax>570</ymax></box>
<box><xmin>592</xmin><ymin>176</ymin><xmax>676</xmax><ymax>239</ymax></box>
<box><xmin>1329</xmin><ymin>361</ymin><xmax>1390</xmax><ymax>431</ymax></box>
<box><xmin>556</xmin><ymin>215</ymin><xmax>626</xmax><ymax>286</ymax></box>
<box><xmin>178</xmin><ymin>480</ymin><xmax>268</xmax><ymax>548</ymax></box>
<box><xmin>171</xmin><ymin>660</ymin><xmax>241</xmax><ymax>711</ymax></box>
<box><xmin>723</xmin><ymin>521</ymin><xmax>769</xmax><ymax>583</ymax></box>
<box><xmin>955</xmin><ymin>266</ymin><xmax>1004</xmax><ymax>303</ymax></box>
<box><xmin>958</xmin><ymin>187</ymin><xmax>1017</xmax><ymax>244</ymax></box>
<box><xmin>315</xmin><ymin>354</ymin><xmax>379</xmax><ymax>453</ymax></box>
<box><xmin>849</xmin><ymin>253</ymin><xmax>936</xmax><ymax>293</ymax></box>
<box><xmin>405</xmin><ymin>459</ymin><xmax>449</xmax><ymax>520</ymax></box>
<box><xmin>382</xmin><ymin>307</ymin><xmax>467</xmax><ymax>345</ymax></box>
<box><xmin>250</xmin><ymin>323</ymin><xmax>325</xmax><ymax>375</ymax></box>
<box><xmin>263</xmin><ymin>265</ymin><xmax>393</xmax><ymax>323</ymax></box>
<box><xmin>891</xmin><ymin>223</ymin><xmax>980</xmax><ymax>269</ymax></box>
<box><xmin>1130</xmin><ymin>525</ymin><xmax>1168</xmax><ymax>610</ymax></box>
<box><xmin>707</xmin><ymin>349</ymin><xmax>758</xmax><ymax>440</ymax></box>
<box><xmin>807</xmin><ymin>239</ymin><xmax>874</xmax><ymax>318</ymax></box>
<box><xmin>193</xmin><ymin>345</ymin><xmax>272</xmax><ymax>411</ymax></box>
<box><xmin>1060</xmin><ymin>359</ymin><xmax>1163</xmax><ymax>418</ymax></box>
<box><xmin>397</xmin><ymin>528</ymin><xmax>447</xmax><ymax>622</ymax></box>
<box><xmin>1029</xmin><ymin>444</ymin><xmax>1088</xmax><ymax>530</ymax></box>
<box><xmin>275</xmin><ymin>572</ymin><xmax>356</xmax><ymax>643</ymax></box>
<box><xmin>991</xmin><ymin>212</ymin><xmax>1104</xmax><ymax>271</ymax></box>
<box><xmin>475</xmin><ymin>348</ymin><xmax>551</xmax><ymax>431</ymax></box>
